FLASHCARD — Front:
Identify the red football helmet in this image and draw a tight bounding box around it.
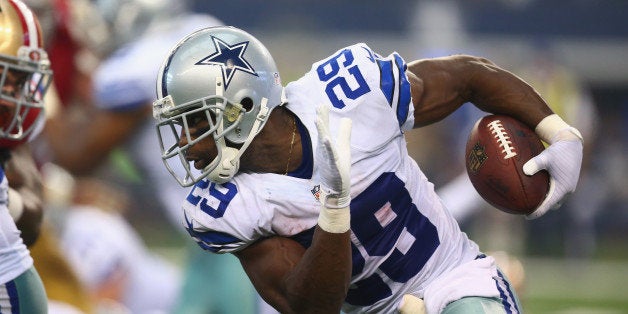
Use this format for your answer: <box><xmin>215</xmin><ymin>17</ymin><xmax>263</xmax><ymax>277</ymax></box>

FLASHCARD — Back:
<box><xmin>0</xmin><ymin>0</ymin><xmax>52</xmax><ymax>148</ymax></box>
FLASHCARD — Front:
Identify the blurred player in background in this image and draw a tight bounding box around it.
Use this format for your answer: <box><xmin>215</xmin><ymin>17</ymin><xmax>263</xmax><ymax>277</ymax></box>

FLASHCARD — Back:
<box><xmin>152</xmin><ymin>26</ymin><xmax>583</xmax><ymax>313</ymax></box>
<box><xmin>0</xmin><ymin>0</ymin><xmax>53</xmax><ymax>312</ymax></box>
<box><xmin>51</xmin><ymin>175</ymin><xmax>181</xmax><ymax>313</ymax></box>
<box><xmin>19</xmin><ymin>0</ymin><xmax>120</xmax><ymax>312</ymax></box>
<box><xmin>41</xmin><ymin>0</ymin><xmax>261</xmax><ymax>312</ymax></box>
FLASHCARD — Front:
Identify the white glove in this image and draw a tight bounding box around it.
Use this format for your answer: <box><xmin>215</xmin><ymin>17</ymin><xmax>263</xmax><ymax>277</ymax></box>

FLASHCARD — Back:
<box><xmin>523</xmin><ymin>114</ymin><xmax>583</xmax><ymax>219</ymax></box>
<box><xmin>315</xmin><ymin>105</ymin><xmax>352</xmax><ymax>233</ymax></box>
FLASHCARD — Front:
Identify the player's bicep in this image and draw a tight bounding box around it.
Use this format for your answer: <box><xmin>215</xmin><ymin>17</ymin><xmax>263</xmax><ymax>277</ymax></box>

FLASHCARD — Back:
<box><xmin>235</xmin><ymin>236</ymin><xmax>306</xmax><ymax>313</ymax></box>
<box><xmin>5</xmin><ymin>144</ymin><xmax>43</xmax><ymax>246</ymax></box>
<box><xmin>407</xmin><ymin>57</ymin><xmax>473</xmax><ymax>128</ymax></box>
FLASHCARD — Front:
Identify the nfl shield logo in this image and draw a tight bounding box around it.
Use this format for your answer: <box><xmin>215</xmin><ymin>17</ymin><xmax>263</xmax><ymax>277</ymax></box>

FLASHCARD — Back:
<box><xmin>311</xmin><ymin>185</ymin><xmax>321</xmax><ymax>201</ymax></box>
<box><xmin>467</xmin><ymin>142</ymin><xmax>487</xmax><ymax>173</ymax></box>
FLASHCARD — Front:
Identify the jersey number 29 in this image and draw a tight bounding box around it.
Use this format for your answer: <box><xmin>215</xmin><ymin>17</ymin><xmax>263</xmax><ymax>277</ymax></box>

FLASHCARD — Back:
<box><xmin>317</xmin><ymin>48</ymin><xmax>371</xmax><ymax>109</ymax></box>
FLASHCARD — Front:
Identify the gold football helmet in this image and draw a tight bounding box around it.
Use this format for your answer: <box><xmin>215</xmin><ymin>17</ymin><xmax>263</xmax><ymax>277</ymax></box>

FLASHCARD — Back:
<box><xmin>0</xmin><ymin>0</ymin><xmax>52</xmax><ymax>145</ymax></box>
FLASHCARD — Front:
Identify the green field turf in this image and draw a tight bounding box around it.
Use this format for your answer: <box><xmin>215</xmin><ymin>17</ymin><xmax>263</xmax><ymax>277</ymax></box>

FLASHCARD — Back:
<box><xmin>520</xmin><ymin>258</ymin><xmax>628</xmax><ymax>314</ymax></box>
<box><xmin>145</xmin><ymin>220</ymin><xmax>628</xmax><ymax>314</ymax></box>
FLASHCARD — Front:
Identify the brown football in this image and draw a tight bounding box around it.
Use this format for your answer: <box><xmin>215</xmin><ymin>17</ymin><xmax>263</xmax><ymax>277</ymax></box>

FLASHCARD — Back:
<box><xmin>465</xmin><ymin>114</ymin><xmax>549</xmax><ymax>215</ymax></box>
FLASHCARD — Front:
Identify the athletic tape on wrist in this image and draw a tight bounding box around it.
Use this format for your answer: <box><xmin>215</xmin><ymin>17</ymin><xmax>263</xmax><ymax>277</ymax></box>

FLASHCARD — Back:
<box><xmin>535</xmin><ymin>114</ymin><xmax>583</xmax><ymax>144</ymax></box>
<box><xmin>319</xmin><ymin>185</ymin><xmax>350</xmax><ymax>208</ymax></box>
<box><xmin>318</xmin><ymin>205</ymin><xmax>350</xmax><ymax>233</ymax></box>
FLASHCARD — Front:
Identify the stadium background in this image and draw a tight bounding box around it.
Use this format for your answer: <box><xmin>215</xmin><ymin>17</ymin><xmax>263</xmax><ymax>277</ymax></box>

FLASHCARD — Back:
<box><xmin>130</xmin><ymin>1</ymin><xmax>627</xmax><ymax>313</ymax></box>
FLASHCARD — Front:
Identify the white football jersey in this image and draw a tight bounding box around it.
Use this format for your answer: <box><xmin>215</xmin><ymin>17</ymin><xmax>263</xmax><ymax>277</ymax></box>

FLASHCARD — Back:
<box><xmin>0</xmin><ymin>168</ymin><xmax>33</xmax><ymax>285</ymax></box>
<box><xmin>182</xmin><ymin>44</ymin><xmax>510</xmax><ymax>313</ymax></box>
<box><xmin>60</xmin><ymin>205</ymin><xmax>181</xmax><ymax>313</ymax></box>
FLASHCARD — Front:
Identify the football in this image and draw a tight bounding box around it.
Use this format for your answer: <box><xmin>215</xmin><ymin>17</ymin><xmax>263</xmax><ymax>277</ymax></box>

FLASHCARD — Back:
<box><xmin>465</xmin><ymin>114</ymin><xmax>549</xmax><ymax>215</ymax></box>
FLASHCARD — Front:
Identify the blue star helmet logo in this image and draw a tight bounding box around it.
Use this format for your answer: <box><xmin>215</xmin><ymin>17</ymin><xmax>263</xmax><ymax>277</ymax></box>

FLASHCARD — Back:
<box><xmin>196</xmin><ymin>36</ymin><xmax>258</xmax><ymax>90</ymax></box>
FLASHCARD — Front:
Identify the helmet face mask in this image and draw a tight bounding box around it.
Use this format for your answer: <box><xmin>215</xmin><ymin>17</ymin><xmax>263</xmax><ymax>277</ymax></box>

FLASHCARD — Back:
<box><xmin>0</xmin><ymin>0</ymin><xmax>52</xmax><ymax>145</ymax></box>
<box><xmin>0</xmin><ymin>62</ymin><xmax>51</xmax><ymax>140</ymax></box>
<box><xmin>155</xmin><ymin>94</ymin><xmax>245</xmax><ymax>186</ymax></box>
<box><xmin>154</xmin><ymin>26</ymin><xmax>282</xmax><ymax>186</ymax></box>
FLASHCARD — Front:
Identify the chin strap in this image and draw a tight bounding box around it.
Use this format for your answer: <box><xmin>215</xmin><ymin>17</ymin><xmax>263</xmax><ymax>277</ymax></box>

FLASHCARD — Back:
<box><xmin>208</xmin><ymin>98</ymin><xmax>270</xmax><ymax>184</ymax></box>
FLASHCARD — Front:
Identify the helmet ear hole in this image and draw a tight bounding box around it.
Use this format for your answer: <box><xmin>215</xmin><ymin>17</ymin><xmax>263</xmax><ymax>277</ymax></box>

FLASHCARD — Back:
<box><xmin>241</xmin><ymin>97</ymin><xmax>254</xmax><ymax>112</ymax></box>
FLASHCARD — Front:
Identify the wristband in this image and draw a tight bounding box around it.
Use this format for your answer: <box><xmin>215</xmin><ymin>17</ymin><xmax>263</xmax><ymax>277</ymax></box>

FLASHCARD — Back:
<box><xmin>8</xmin><ymin>188</ymin><xmax>24</xmax><ymax>221</ymax></box>
<box><xmin>535</xmin><ymin>114</ymin><xmax>583</xmax><ymax>144</ymax></box>
<box><xmin>318</xmin><ymin>205</ymin><xmax>350</xmax><ymax>233</ymax></box>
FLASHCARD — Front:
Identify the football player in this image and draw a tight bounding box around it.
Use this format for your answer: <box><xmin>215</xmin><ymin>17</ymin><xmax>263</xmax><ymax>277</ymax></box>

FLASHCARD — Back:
<box><xmin>153</xmin><ymin>26</ymin><xmax>583</xmax><ymax>313</ymax></box>
<box><xmin>0</xmin><ymin>0</ymin><xmax>53</xmax><ymax>312</ymax></box>
<box><xmin>40</xmin><ymin>1</ymin><xmax>262</xmax><ymax>313</ymax></box>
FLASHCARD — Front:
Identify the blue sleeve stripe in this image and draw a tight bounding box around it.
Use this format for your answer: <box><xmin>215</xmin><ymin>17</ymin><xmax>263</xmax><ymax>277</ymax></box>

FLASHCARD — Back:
<box><xmin>189</xmin><ymin>228</ymin><xmax>242</xmax><ymax>245</ymax></box>
<box><xmin>195</xmin><ymin>241</ymin><xmax>222</xmax><ymax>253</ymax></box>
<box><xmin>393</xmin><ymin>54</ymin><xmax>411</xmax><ymax>126</ymax></box>
<box><xmin>196</xmin><ymin>240</ymin><xmax>244</xmax><ymax>253</ymax></box>
<box><xmin>184</xmin><ymin>212</ymin><xmax>244</xmax><ymax>253</ymax></box>
<box><xmin>377</xmin><ymin>59</ymin><xmax>395</xmax><ymax>106</ymax></box>
<box><xmin>188</xmin><ymin>228</ymin><xmax>245</xmax><ymax>253</ymax></box>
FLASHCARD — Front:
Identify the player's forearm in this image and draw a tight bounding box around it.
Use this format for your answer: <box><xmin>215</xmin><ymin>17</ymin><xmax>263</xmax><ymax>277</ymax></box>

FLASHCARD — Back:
<box><xmin>6</xmin><ymin>145</ymin><xmax>44</xmax><ymax>245</ymax></box>
<box><xmin>43</xmin><ymin>120</ymin><xmax>115</xmax><ymax>174</ymax></box>
<box><xmin>43</xmin><ymin>105</ymin><xmax>149</xmax><ymax>175</ymax></box>
<box><xmin>283</xmin><ymin>227</ymin><xmax>352</xmax><ymax>313</ymax></box>
<box><xmin>47</xmin><ymin>143</ymin><xmax>109</xmax><ymax>175</ymax></box>
<box><xmin>14</xmin><ymin>196</ymin><xmax>43</xmax><ymax>246</ymax></box>
<box><xmin>277</xmin><ymin>105</ymin><xmax>353</xmax><ymax>312</ymax></box>
<box><xmin>408</xmin><ymin>55</ymin><xmax>553</xmax><ymax>129</ymax></box>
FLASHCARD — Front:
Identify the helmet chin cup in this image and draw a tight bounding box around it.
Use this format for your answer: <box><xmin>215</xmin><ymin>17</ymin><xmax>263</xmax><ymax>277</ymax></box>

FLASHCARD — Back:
<box><xmin>207</xmin><ymin>146</ymin><xmax>239</xmax><ymax>184</ymax></box>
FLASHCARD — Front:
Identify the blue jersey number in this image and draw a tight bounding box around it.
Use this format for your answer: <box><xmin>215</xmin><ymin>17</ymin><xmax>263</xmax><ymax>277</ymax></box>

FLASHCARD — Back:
<box><xmin>186</xmin><ymin>180</ymin><xmax>238</xmax><ymax>218</ymax></box>
<box><xmin>345</xmin><ymin>172</ymin><xmax>440</xmax><ymax>306</ymax></box>
<box><xmin>185</xmin><ymin>174</ymin><xmax>439</xmax><ymax>307</ymax></box>
<box><xmin>317</xmin><ymin>49</ymin><xmax>371</xmax><ymax>109</ymax></box>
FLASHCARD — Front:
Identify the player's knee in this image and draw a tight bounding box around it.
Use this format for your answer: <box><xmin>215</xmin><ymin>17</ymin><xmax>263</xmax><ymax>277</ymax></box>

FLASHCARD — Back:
<box><xmin>442</xmin><ymin>296</ymin><xmax>508</xmax><ymax>314</ymax></box>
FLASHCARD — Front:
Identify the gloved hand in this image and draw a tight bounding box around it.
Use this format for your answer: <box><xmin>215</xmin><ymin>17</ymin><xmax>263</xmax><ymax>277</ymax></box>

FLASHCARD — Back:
<box><xmin>315</xmin><ymin>105</ymin><xmax>352</xmax><ymax>233</ymax></box>
<box><xmin>523</xmin><ymin>114</ymin><xmax>583</xmax><ymax>219</ymax></box>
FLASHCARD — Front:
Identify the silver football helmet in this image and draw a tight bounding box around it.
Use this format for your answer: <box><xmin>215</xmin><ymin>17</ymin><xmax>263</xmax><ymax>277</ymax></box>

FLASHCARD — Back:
<box><xmin>0</xmin><ymin>0</ymin><xmax>52</xmax><ymax>145</ymax></box>
<box><xmin>153</xmin><ymin>26</ymin><xmax>283</xmax><ymax>186</ymax></box>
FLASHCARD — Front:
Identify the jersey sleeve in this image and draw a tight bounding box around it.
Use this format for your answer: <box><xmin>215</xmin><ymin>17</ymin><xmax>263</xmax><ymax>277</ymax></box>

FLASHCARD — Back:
<box><xmin>311</xmin><ymin>43</ymin><xmax>415</xmax><ymax>131</ymax></box>
<box><xmin>355</xmin><ymin>43</ymin><xmax>415</xmax><ymax>131</ymax></box>
<box><xmin>184</xmin><ymin>218</ymin><xmax>247</xmax><ymax>253</ymax></box>
<box><xmin>180</xmin><ymin>178</ymin><xmax>269</xmax><ymax>254</ymax></box>
<box><xmin>301</xmin><ymin>43</ymin><xmax>415</xmax><ymax>153</ymax></box>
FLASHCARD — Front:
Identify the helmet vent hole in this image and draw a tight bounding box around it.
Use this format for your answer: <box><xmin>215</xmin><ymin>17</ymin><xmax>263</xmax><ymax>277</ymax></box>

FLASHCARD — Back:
<box><xmin>241</xmin><ymin>97</ymin><xmax>254</xmax><ymax>112</ymax></box>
